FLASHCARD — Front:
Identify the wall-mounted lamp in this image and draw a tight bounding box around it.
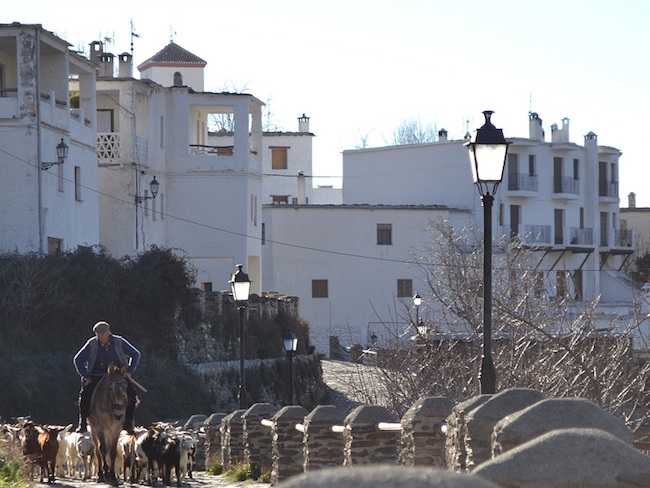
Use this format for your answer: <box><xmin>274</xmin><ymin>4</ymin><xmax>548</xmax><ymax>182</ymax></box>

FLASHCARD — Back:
<box><xmin>41</xmin><ymin>138</ymin><xmax>69</xmax><ymax>171</ymax></box>
<box><xmin>135</xmin><ymin>176</ymin><xmax>160</xmax><ymax>203</ymax></box>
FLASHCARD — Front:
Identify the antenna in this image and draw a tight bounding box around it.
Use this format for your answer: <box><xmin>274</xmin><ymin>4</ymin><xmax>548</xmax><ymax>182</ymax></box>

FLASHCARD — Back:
<box><xmin>130</xmin><ymin>19</ymin><xmax>140</xmax><ymax>59</ymax></box>
<box><xmin>529</xmin><ymin>91</ymin><xmax>533</xmax><ymax>114</ymax></box>
<box><xmin>170</xmin><ymin>25</ymin><xmax>177</xmax><ymax>42</ymax></box>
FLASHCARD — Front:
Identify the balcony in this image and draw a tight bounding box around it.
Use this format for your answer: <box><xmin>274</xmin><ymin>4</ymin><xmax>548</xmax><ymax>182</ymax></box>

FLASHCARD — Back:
<box><xmin>599</xmin><ymin>179</ymin><xmax>618</xmax><ymax>201</ymax></box>
<box><xmin>507</xmin><ymin>172</ymin><xmax>538</xmax><ymax>196</ymax></box>
<box><xmin>553</xmin><ymin>176</ymin><xmax>579</xmax><ymax>200</ymax></box>
<box><xmin>568</xmin><ymin>227</ymin><xmax>594</xmax><ymax>251</ymax></box>
<box><xmin>613</xmin><ymin>229</ymin><xmax>634</xmax><ymax>250</ymax></box>
<box><xmin>500</xmin><ymin>225</ymin><xmax>552</xmax><ymax>247</ymax></box>
<box><xmin>190</xmin><ymin>144</ymin><xmax>234</xmax><ymax>156</ymax></box>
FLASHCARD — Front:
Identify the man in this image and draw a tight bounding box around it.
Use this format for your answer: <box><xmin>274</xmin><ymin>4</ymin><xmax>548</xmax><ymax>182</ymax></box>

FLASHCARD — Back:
<box><xmin>73</xmin><ymin>321</ymin><xmax>141</xmax><ymax>434</ymax></box>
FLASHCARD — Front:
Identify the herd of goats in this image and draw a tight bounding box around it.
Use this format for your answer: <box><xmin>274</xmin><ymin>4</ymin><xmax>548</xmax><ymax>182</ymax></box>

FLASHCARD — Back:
<box><xmin>1</xmin><ymin>417</ymin><xmax>200</xmax><ymax>486</ymax></box>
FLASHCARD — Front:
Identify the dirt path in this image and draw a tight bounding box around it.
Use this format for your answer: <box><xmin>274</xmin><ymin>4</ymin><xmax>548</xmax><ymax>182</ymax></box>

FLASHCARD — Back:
<box><xmin>48</xmin><ymin>471</ymin><xmax>269</xmax><ymax>487</ymax></box>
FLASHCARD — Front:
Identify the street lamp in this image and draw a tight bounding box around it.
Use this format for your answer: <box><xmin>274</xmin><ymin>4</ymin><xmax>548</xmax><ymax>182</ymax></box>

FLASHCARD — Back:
<box><xmin>41</xmin><ymin>138</ymin><xmax>69</xmax><ymax>170</ymax></box>
<box><xmin>282</xmin><ymin>328</ymin><xmax>298</xmax><ymax>404</ymax></box>
<box><xmin>135</xmin><ymin>176</ymin><xmax>160</xmax><ymax>203</ymax></box>
<box><xmin>229</xmin><ymin>264</ymin><xmax>251</xmax><ymax>409</ymax></box>
<box><xmin>413</xmin><ymin>292</ymin><xmax>422</xmax><ymax>329</ymax></box>
<box><xmin>464</xmin><ymin>110</ymin><xmax>510</xmax><ymax>395</ymax></box>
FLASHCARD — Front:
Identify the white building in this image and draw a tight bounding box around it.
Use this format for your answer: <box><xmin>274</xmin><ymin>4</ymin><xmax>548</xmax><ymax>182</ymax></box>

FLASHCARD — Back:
<box><xmin>0</xmin><ymin>23</ymin><xmax>98</xmax><ymax>254</ymax></box>
<box><xmin>94</xmin><ymin>40</ymin><xmax>264</xmax><ymax>294</ymax></box>
<box><xmin>263</xmin><ymin>113</ymin><xmax>636</xmax><ymax>355</ymax></box>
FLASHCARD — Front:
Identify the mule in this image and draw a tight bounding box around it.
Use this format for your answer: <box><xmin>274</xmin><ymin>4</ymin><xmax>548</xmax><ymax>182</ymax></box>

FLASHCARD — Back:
<box><xmin>88</xmin><ymin>362</ymin><xmax>128</xmax><ymax>486</ymax></box>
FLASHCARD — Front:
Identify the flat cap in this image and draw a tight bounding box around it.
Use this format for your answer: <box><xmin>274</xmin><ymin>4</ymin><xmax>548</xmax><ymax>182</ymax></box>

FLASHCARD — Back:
<box><xmin>93</xmin><ymin>321</ymin><xmax>110</xmax><ymax>334</ymax></box>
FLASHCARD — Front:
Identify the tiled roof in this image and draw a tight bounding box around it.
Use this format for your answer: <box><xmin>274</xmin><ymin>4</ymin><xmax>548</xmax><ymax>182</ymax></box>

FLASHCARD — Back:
<box><xmin>137</xmin><ymin>42</ymin><xmax>207</xmax><ymax>70</ymax></box>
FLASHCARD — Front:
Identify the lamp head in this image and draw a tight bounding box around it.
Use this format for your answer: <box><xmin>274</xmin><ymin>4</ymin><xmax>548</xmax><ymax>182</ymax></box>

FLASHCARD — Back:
<box><xmin>229</xmin><ymin>264</ymin><xmax>251</xmax><ymax>302</ymax></box>
<box><xmin>464</xmin><ymin>111</ymin><xmax>510</xmax><ymax>195</ymax></box>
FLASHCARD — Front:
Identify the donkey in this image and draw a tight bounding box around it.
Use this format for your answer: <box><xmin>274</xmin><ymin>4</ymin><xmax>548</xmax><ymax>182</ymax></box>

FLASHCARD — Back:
<box><xmin>88</xmin><ymin>362</ymin><xmax>128</xmax><ymax>486</ymax></box>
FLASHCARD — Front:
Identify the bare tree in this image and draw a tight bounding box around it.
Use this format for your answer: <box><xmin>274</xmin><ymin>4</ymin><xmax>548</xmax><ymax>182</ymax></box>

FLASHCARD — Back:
<box><xmin>388</xmin><ymin>117</ymin><xmax>437</xmax><ymax>146</ymax></box>
<box><xmin>352</xmin><ymin>219</ymin><xmax>650</xmax><ymax>437</ymax></box>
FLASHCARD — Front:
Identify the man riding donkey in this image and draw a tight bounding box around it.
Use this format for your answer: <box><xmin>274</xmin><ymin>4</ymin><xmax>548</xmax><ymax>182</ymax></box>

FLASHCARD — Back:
<box><xmin>73</xmin><ymin>321</ymin><xmax>141</xmax><ymax>434</ymax></box>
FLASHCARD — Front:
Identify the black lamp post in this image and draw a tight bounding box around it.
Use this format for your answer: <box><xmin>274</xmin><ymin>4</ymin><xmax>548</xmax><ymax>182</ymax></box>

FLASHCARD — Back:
<box><xmin>282</xmin><ymin>328</ymin><xmax>298</xmax><ymax>404</ymax></box>
<box><xmin>464</xmin><ymin>110</ymin><xmax>510</xmax><ymax>395</ymax></box>
<box><xmin>413</xmin><ymin>292</ymin><xmax>422</xmax><ymax>330</ymax></box>
<box><xmin>230</xmin><ymin>264</ymin><xmax>251</xmax><ymax>409</ymax></box>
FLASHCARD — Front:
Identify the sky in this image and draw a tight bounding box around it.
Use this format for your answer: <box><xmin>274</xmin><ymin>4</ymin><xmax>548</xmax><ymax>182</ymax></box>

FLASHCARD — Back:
<box><xmin>5</xmin><ymin>0</ymin><xmax>650</xmax><ymax>204</ymax></box>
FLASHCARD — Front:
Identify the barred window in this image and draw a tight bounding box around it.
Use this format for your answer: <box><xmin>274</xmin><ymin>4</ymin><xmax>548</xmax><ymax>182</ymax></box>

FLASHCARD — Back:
<box><xmin>377</xmin><ymin>223</ymin><xmax>392</xmax><ymax>245</ymax></box>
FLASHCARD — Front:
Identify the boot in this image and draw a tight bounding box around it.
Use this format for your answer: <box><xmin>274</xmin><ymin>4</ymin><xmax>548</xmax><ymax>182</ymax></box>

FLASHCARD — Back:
<box><xmin>123</xmin><ymin>404</ymin><xmax>136</xmax><ymax>434</ymax></box>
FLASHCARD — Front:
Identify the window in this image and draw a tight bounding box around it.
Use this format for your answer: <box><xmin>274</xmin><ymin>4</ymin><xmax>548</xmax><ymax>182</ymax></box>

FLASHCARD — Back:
<box><xmin>271</xmin><ymin>147</ymin><xmax>288</xmax><ymax>170</ymax></box>
<box><xmin>397</xmin><ymin>279</ymin><xmax>413</xmax><ymax>297</ymax></box>
<box><xmin>572</xmin><ymin>270</ymin><xmax>582</xmax><ymax>301</ymax></box>
<box><xmin>47</xmin><ymin>237</ymin><xmax>62</xmax><ymax>255</ymax></box>
<box><xmin>573</xmin><ymin>158</ymin><xmax>579</xmax><ymax>180</ymax></box>
<box><xmin>554</xmin><ymin>209</ymin><xmax>564</xmax><ymax>245</ymax></box>
<box><xmin>261</xmin><ymin>223</ymin><xmax>265</xmax><ymax>245</ymax></box>
<box><xmin>557</xmin><ymin>271</ymin><xmax>568</xmax><ymax>298</ymax></box>
<box><xmin>528</xmin><ymin>154</ymin><xmax>535</xmax><ymax>176</ymax></box>
<box><xmin>74</xmin><ymin>166</ymin><xmax>81</xmax><ymax>201</ymax></box>
<box><xmin>377</xmin><ymin>223</ymin><xmax>392</xmax><ymax>245</ymax></box>
<box><xmin>173</xmin><ymin>72</ymin><xmax>183</xmax><ymax>86</ymax></box>
<box><xmin>534</xmin><ymin>271</ymin><xmax>545</xmax><ymax>298</ymax></box>
<box><xmin>203</xmin><ymin>282</ymin><xmax>213</xmax><ymax>293</ymax></box>
<box><xmin>97</xmin><ymin>109</ymin><xmax>114</xmax><ymax>132</ymax></box>
<box><xmin>312</xmin><ymin>279</ymin><xmax>328</xmax><ymax>298</ymax></box>
<box><xmin>272</xmin><ymin>195</ymin><xmax>288</xmax><ymax>204</ymax></box>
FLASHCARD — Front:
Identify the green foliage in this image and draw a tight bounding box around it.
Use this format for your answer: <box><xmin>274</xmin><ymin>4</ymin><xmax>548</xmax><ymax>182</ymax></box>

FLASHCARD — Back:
<box><xmin>0</xmin><ymin>246</ymin><xmax>198</xmax><ymax>356</ymax></box>
<box><xmin>0</xmin><ymin>447</ymin><xmax>27</xmax><ymax>488</ymax></box>
<box><xmin>224</xmin><ymin>463</ymin><xmax>258</xmax><ymax>482</ymax></box>
<box><xmin>206</xmin><ymin>460</ymin><xmax>223</xmax><ymax>475</ymax></box>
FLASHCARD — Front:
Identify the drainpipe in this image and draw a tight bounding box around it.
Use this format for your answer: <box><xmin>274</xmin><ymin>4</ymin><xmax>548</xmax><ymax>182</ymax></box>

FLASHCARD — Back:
<box><xmin>35</xmin><ymin>27</ymin><xmax>45</xmax><ymax>254</ymax></box>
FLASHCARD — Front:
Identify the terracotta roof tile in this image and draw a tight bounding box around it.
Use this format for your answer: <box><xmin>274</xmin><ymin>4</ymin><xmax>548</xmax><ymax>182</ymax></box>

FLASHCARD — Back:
<box><xmin>137</xmin><ymin>41</ymin><xmax>207</xmax><ymax>71</ymax></box>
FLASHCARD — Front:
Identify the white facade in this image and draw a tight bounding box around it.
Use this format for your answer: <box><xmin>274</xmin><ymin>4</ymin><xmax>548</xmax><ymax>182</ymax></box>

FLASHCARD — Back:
<box><xmin>263</xmin><ymin>112</ymin><xmax>636</xmax><ymax>355</ymax></box>
<box><xmin>96</xmin><ymin>41</ymin><xmax>264</xmax><ymax>295</ymax></box>
<box><xmin>0</xmin><ymin>24</ymin><xmax>98</xmax><ymax>254</ymax></box>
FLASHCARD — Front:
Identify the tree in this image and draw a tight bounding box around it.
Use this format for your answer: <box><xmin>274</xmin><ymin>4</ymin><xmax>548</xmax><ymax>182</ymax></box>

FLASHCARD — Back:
<box><xmin>388</xmin><ymin>117</ymin><xmax>437</xmax><ymax>146</ymax></box>
<box><xmin>351</xmin><ymin>219</ymin><xmax>650</xmax><ymax>437</ymax></box>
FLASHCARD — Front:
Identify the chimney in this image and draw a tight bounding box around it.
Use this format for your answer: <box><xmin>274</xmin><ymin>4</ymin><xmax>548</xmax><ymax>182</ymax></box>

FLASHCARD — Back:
<box><xmin>298</xmin><ymin>114</ymin><xmax>310</xmax><ymax>133</ymax></box>
<box><xmin>89</xmin><ymin>41</ymin><xmax>103</xmax><ymax>65</ymax></box>
<box><xmin>528</xmin><ymin>112</ymin><xmax>544</xmax><ymax>141</ymax></box>
<box><xmin>297</xmin><ymin>171</ymin><xmax>307</xmax><ymax>204</ymax></box>
<box><xmin>551</xmin><ymin>117</ymin><xmax>570</xmax><ymax>143</ymax></box>
<box><xmin>118</xmin><ymin>52</ymin><xmax>132</xmax><ymax>78</ymax></box>
<box><xmin>629</xmin><ymin>192</ymin><xmax>636</xmax><ymax>208</ymax></box>
<box><xmin>438</xmin><ymin>128</ymin><xmax>448</xmax><ymax>142</ymax></box>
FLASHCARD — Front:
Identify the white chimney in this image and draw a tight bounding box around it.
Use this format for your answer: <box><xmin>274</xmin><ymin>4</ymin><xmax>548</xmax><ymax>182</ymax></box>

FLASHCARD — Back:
<box><xmin>118</xmin><ymin>52</ymin><xmax>132</xmax><ymax>78</ymax></box>
<box><xmin>298</xmin><ymin>114</ymin><xmax>310</xmax><ymax>133</ymax></box>
<box><xmin>551</xmin><ymin>117</ymin><xmax>570</xmax><ymax>143</ymax></box>
<box><xmin>629</xmin><ymin>192</ymin><xmax>636</xmax><ymax>208</ymax></box>
<box><xmin>529</xmin><ymin>112</ymin><xmax>544</xmax><ymax>141</ymax></box>
<box><xmin>297</xmin><ymin>171</ymin><xmax>306</xmax><ymax>204</ymax></box>
<box><xmin>438</xmin><ymin>128</ymin><xmax>448</xmax><ymax>142</ymax></box>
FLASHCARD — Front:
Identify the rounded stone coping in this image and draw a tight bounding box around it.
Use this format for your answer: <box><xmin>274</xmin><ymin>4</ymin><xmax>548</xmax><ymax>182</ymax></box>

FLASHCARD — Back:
<box><xmin>204</xmin><ymin>412</ymin><xmax>226</xmax><ymax>426</ymax></box>
<box><xmin>277</xmin><ymin>465</ymin><xmax>501</xmax><ymax>488</ymax></box>
<box><xmin>242</xmin><ymin>402</ymin><xmax>278</xmax><ymax>419</ymax></box>
<box><xmin>474</xmin><ymin>428</ymin><xmax>650</xmax><ymax>487</ymax></box>
<box><xmin>403</xmin><ymin>396</ymin><xmax>454</xmax><ymax>426</ymax></box>
<box><xmin>272</xmin><ymin>405</ymin><xmax>309</xmax><ymax>422</ymax></box>
<box><xmin>344</xmin><ymin>405</ymin><xmax>397</xmax><ymax>426</ymax></box>
<box><xmin>221</xmin><ymin>409</ymin><xmax>246</xmax><ymax>424</ymax></box>
<box><xmin>304</xmin><ymin>405</ymin><xmax>346</xmax><ymax>425</ymax></box>
<box><xmin>467</xmin><ymin>388</ymin><xmax>546</xmax><ymax>422</ymax></box>
<box><xmin>493</xmin><ymin>397</ymin><xmax>633</xmax><ymax>449</ymax></box>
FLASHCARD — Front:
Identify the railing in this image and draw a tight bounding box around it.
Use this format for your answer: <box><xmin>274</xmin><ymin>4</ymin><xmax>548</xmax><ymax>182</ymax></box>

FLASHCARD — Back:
<box><xmin>614</xmin><ymin>229</ymin><xmax>634</xmax><ymax>248</ymax></box>
<box><xmin>553</xmin><ymin>176</ymin><xmax>579</xmax><ymax>194</ymax></box>
<box><xmin>569</xmin><ymin>227</ymin><xmax>594</xmax><ymax>246</ymax></box>
<box><xmin>190</xmin><ymin>144</ymin><xmax>234</xmax><ymax>156</ymax></box>
<box><xmin>522</xmin><ymin>225</ymin><xmax>552</xmax><ymax>245</ymax></box>
<box><xmin>599</xmin><ymin>179</ymin><xmax>618</xmax><ymax>198</ymax></box>
<box><xmin>97</xmin><ymin>132</ymin><xmax>120</xmax><ymax>159</ymax></box>
<box><xmin>508</xmin><ymin>173</ymin><xmax>538</xmax><ymax>192</ymax></box>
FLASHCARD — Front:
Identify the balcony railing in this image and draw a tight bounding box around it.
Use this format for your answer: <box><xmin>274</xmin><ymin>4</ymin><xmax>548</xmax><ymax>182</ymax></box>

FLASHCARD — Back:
<box><xmin>508</xmin><ymin>173</ymin><xmax>538</xmax><ymax>192</ymax></box>
<box><xmin>553</xmin><ymin>176</ymin><xmax>579</xmax><ymax>194</ymax></box>
<box><xmin>568</xmin><ymin>227</ymin><xmax>594</xmax><ymax>246</ymax></box>
<box><xmin>97</xmin><ymin>132</ymin><xmax>120</xmax><ymax>159</ymax></box>
<box><xmin>190</xmin><ymin>144</ymin><xmax>234</xmax><ymax>156</ymax></box>
<box><xmin>522</xmin><ymin>225</ymin><xmax>552</xmax><ymax>245</ymax></box>
<box><xmin>599</xmin><ymin>180</ymin><xmax>618</xmax><ymax>198</ymax></box>
<box><xmin>614</xmin><ymin>229</ymin><xmax>634</xmax><ymax>248</ymax></box>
